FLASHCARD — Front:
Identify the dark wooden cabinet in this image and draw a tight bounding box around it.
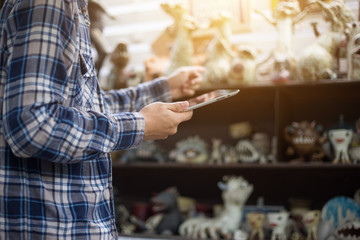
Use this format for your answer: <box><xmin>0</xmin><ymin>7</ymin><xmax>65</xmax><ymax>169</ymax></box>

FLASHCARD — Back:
<box><xmin>112</xmin><ymin>79</ymin><xmax>360</xmax><ymax>217</ymax></box>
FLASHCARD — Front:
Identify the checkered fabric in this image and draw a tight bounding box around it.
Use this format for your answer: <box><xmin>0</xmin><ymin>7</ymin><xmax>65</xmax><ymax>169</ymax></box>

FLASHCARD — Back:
<box><xmin>0</xmin><ymin>0</ymin><xmax>171</xmax><ymax>239</ymax></box>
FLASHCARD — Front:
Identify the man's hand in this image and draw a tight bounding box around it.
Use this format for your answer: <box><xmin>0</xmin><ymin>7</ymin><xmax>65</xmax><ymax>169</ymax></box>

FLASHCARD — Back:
<box><xmin>140</xmin><ymin>101</ymin><xmax>193</xmax><ymax>140</ymax></box>
<box><xmin>168</xmin><ymin>66</ymin><xmax>206</xmax><ymax>100</ymax></box>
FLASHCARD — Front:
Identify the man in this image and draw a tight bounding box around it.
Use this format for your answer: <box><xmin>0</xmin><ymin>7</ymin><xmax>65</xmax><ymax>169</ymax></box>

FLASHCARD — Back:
<box><xmin>0</xmin><ymin>0</ymin><xmax>205</xmax><ymax>239</ymax></box>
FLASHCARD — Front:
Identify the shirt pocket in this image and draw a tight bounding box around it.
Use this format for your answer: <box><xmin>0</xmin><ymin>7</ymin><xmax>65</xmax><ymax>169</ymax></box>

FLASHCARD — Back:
<box><xmin>74</xmin><ymin>52</ymin><xmax>98</xmax><ymax>110</ymax></box>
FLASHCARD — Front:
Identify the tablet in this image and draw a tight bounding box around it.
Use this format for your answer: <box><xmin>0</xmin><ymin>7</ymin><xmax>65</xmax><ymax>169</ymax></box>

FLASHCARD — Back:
<box><xmin>184</xmin><ymin>89</ymin><xmax>240</xmax><ymax>111</ymax></box>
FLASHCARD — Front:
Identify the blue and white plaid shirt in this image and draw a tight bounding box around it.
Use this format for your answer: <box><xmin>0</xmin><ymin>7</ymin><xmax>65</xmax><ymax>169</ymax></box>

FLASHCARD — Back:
<box><xmin>0</xmin><ymin>0</ymin><xmax>171</xmax><ymax>239</ymax></box>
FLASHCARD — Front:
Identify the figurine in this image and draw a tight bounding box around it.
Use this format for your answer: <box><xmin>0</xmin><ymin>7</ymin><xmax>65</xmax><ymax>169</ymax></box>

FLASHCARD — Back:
<box><xmin>327</xmin><ymin>116</ymin><xmax>355</xmax><ymax>164</ymax></box>
<box><xmin>144</xmin><ymin>187</ymin><xmax>182</xmax><ymax>235</ymax></box>
<box><xmin>209</xmin><ymin>138</ymin><xmax>223</xmax><ymax>164</ymax></box>
<box><xmin>246</xmin><ymin>212</ymin><xmax>265</xmax><ymax>240</ymax></box>
<box><xmin>268</xmin><ymin>211</ymin><xmax>290</xmax><ymax>240</ymax></box>
<box><xmin>328</xmin><ymin>129</ymin><xmax>353</xmax><ymax>164</ymax></box>
<box><xmin>120</xmin><ymin>140</ymin><xmax>168</xmax><ymax>163</ymax></box>
<box><xmin>345</xmin><ymin>21</ymin><xmax>360</xmax><ymax>79</ymax></box>
<box><xmin>303</xmin><ymin>210</ymin><xmax>320</xmax><ymax>240</ymax></box>
<box><xmin>161</xmin><ymin>2</ymin><xmax>197</xmax><ymax>75</ymax></box>
<box><xmin>170</xmin><ymin>136</ymin><xmax>209</xmax><ymax>164</ymax></box>
<box><xmin>101</xmin><ymin>42</ymin><xmax>130</xmax><ymax>90</ymax></box>
<box><xmin>203</xmin><ymin>11</ymin><xmax>235</xmax><ymax>85</ymax></box>
<box><xmin>284</xmin><ymin>121</ymin><xmax>326</xmax><ymax>162</ymax></box>
<box><xmin>255</xmin><ymin>0</ymin><xmax>310</xmax><ymax>83</ymax></box>
<box><xmin>236</xmin><ymin>140</ymin><xmax>261</xmax><ymax>163</ymax></box>
<box><xmin>320</xmin><ymin>196</ymin><xmax>360</xmax><ymax>240</ymax></box>
<box><xmin>179</xmin><ymin>175</ymin><xmax>253</xmax><ymax>239</ymax></box>
<box><xmin>298</xmin><ymin>0</ymin><xmax>355</xmax><ymax>81</ymax></box>
<box><xmin>228</xmin><ymin>45</ymin><xmax>258</xmax><ymax>85</ymax></box>
<box><xmin>88</xmin><ymin>0</ymin><xmax>116</xmax><ymax>74</ymax></box>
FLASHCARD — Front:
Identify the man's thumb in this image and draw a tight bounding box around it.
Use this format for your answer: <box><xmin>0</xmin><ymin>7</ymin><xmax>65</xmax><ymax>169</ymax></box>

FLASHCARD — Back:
<box><xmin>168</xmin><ymin>101</ymin><xmax>189</xmax><ymax>112</ymax></box>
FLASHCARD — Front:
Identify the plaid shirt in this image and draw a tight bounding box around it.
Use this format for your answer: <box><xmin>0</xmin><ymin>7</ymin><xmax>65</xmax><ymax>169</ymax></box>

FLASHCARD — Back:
<box><xmin>0</xmin><ymin>0</ymin><xmax>171</xmax><ymax>239</ymax></box>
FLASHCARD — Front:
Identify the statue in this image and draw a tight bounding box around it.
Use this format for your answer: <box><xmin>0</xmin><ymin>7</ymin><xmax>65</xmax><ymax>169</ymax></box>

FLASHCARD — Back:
<box><xmin>203</xmin><ymin>12</ymin><xmax>235</xmax><ymax>85</ymax></box>
<box><xmin>345</xmin><ymin>21</ymin><xmax>360</xmax><ymax>79</ymax></box>
<box><xmin>284</xmin><ymin>121</ymin><xmax>326</xmax><ymax>162</ymax></box>
<box><xmin>298</xmin><ymin>0</ymin><xmax>355</xmax><ymax>81</ymax></box>
<box><xmin>303</xmin><ymin>210</ymin><xmax>320</xmax><ymax>240</ymax></box>
<box><xmin>267</xmin><ymin>211</ymin><xmax>289</xmax><ymax>240</ymax></box>
<box><xmin>246</xmin><ymin>212</ymin><xmax>265</xmax><ymax>240</ymax></box>
<box><xmin>179</xmin><ymin>175</ymin><xmax>253</xmax><ymax>239</ymax></box>
<box><xmin>255</xmin><ymin>0</ymin><xmax>310</xmax><ymax>83</ymax></box>
<box><xmin>161</xmin><ymin>2</ymin><xmax>197</xmax><ymax>75</ymax></box>
<box><xmin>88</xmin><ymin>0</ymin><xmax>116</xmax><ymax>74</ymax></box>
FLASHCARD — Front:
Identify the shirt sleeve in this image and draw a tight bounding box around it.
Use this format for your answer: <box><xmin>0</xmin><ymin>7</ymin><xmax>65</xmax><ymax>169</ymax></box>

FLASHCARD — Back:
<box><xmin>102</xmin><ymin>77</ymin><xmax>173</xmax><ymax>113</ymax></box>
<box><xmin>1</xmin><ymin>1</ymin><xmax>147</xmax><ymax>163</ymax></box>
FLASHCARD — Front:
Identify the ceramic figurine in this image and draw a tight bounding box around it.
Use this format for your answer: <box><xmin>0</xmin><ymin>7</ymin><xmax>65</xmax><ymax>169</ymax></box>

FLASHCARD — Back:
<box><xmin>345</xmin><ymin>21</ymin><xmax>360</xmax><ymax>79</ymax></box>
<box><xmin>209</xmin><ymin>138</ymin><xmax>223</xmax><ymax>164</ymax></box>
<box><xmin>255</xmin><ymin>0</ymin><xmax>310</xmax><ymax>83</ymax></box>
<box><xmin>144</xmin><ymin>187</ymin><xmax>182</xmax><ymax>235</ymax></box>
<box><xmin>246</xmin><ymin>212</ymin><xmax>265</xmax><ymax>240</ymax></box>
<box><xmin>328</xmin><ymin>129</ymin><xmax>353</xmax><ymax>164</ymax></box>
<box><xmin>179</xmin><ymin>175</ymin><xmax>253</xmax><ymax>239</ymax></box>
<box><xmin>101</xmin><ymin>42</ymin><xmax>130</xmax><ymax>90</ymax></box>
<box><xmin>88</xmin><ymin>0</ymin><xmax>116</xmax><ymax>74</ymax></box>
<box><xmin>321</xmin><ymin>196</ymin><xmax>360</xmax><ymax>240</ymax></box>
<box><xmin>284</xmin><ymin>121</ymin><xmax>326</xmax><ymax>162</ymax></box>
<box><xmin>203</xmin><ymin>11</ymin><xmax>235</xmax><ymax>85</ymax></box>
<box><xmin>228</xmin><ymin>45</ymin><xmax>258</xmax><ymax>85</ymax></box>
<box><xmin>221</xmin><ymin>145</ymin><xmax>238</xmax><ymax>164</ymax></box>
<box><xmin>236</xmin><ymin>140</ymin><xmax>261</xmax><ymax>163</ymax></box>
<box><xmin>171</xmin><ymin>136</ymin><xmax>209</xmax><ymax>164</ymax></box>
<box><xmin>298</xmin><ymin>0</ymin><xmax>355</xmax><ymax>81</ymax></box>
<box><xmin>303</xmin><ymin>210</ymin><xmax>320</xmax><ymax>240</ymax></box>
<box><xmin>161</xmin><ymin>2</ymin><xmax>197</xmax><ymax>75</ymax></box>
<box><xmin>267</xmin><ymin>211</ymin><xmax>290</xmax><ymax>240</ymax></box>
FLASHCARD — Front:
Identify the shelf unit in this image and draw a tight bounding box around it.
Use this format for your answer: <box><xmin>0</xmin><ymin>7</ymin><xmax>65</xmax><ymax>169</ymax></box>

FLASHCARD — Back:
<box><xmin>112</xmin><ymin>79</ymin><xmax>360</xmax><ymax>232</ymax></box>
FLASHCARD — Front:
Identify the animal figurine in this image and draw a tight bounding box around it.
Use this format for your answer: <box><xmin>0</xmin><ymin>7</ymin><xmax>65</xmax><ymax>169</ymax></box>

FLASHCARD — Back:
<box><xmin>246</xmin><ymin>212</ymin><xmax>265</xmax><ymax>240</ymax></box>
<box><xmin>284</xmin><ymin>121</ymin><xmax>326</xmax><ymax>162</ymax></box>
<box><xmin>298</xmin><ymin>0</ymin><xmax>355</xmax><ymax>81</ymax></box>
<box><xmin>268</xmin><ymin>211</ymin><xmax>290</xmax><ymax>240</ymax></box>
<box><xmin>161</xmin><ymin>2</ymin><xmax>197</xmax><ymax>75</ymax></box>
<box><xmin>203</xmin><ymin>11</ymin><xmax>235</xmax><ymax>85</ymax></box>
<box><xmin>303</xmin><ymin>210</ymin><xmax>320</xmax><ymax>240</ymax></box>
<box><xmin>236</xmin><ymin>140</ymin><xmax>261</xmax><ymax>163</ymax></box>
<box><xmin>145</xmin><ymin>187</ymin><xmax>182</xmax><ymax>235</ymax></box>
<box><xmin>255</xmin><ymin>0</ymin><xmax>310</xmax><ymax>83</ymax></box>
<box><xmin>179</xmin><ymin>175</ymin><xmax>253</xmax><ymax>239</ymax></box>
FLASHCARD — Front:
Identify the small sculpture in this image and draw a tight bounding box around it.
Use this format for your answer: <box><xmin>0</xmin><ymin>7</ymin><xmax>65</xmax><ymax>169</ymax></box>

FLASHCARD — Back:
<box><xmin>120</xmin><ymin>140</ymin><xmax>168</xmax><ymax>163</ymax></box>
<box><xmin>145</xmin><ymin>187</ymin><xmax>182</xmax><ymax>235</ymax></box>
<box><xmin>203</xmin><ymin>11</ymin><xmax>235</xmax><ymax>85</ymax></box>
<box><xmin>255</xmin><ymin>0</ymin><xmax>310</xmax><ymax>83</ymax></box>
<box><xmin>209</xmin><ymin>138</ymin><xmax>223</xmax><ymax>164</ymax></box>
<box><xmin>303</xmin><ymin>210</ymin><xmax>320</xmax><ymax>240</ymax></box>
<box><xmin>284</xmin><ymin>121</ymin><xmax>326</xmax><ymax>162</ymax></box>
<box><xmin>102</xmin><ymin>42</ymin><xmax>130</xmax><ymax>90</ymax></box>
<box><xmin>345</xmin><ymin>21</ymin><xmax>360</xmax><ymax>79</ymax></box>
<box><xmin>170</xmin><ymin>136</ymin><xmax>209</xmax><ymax>164</ymax></box>
<box><xmin>246</xmin><ymin>212</ymin><xmax>265</xmax><ymax>240</ymax></box>
<box><xmin>298</xmin><ymin>0</ymin><xmax>355</xmax><ymax>81</ymax></box>
<box><xmin>328</xmin><ymin>116</ymin><xmax>354</xmax><ymax>164</ymax></box>
<box><xmin>179</xmin><ymin>175</ymin><xmax>253</xmax><ymax>239</ymax></box>
<box><xmin>328</xmin><ymin>129</ymin><xmax>353</xmax><ymax>164</ymax></box>
<box><xmin>236</xmin><ymin>140</ymin><xmax>261</xmax><ymax>163</ymax></box>
<box><xmin>88</xmin><ymin>0</ymin><xmax>116</xmax><ymax>74</ymax></box>
<box><xmin>228</xmin><ymin>45</ymin><xmax>258</xmax><ymax>85</ymax></box>
<box><xmin>161</xmin><ymin>2</ymin><xmax>197</xmax><ymax>75</ymax></box>
<box><xmin>267</xmin><ymin>211</ymin><xmax>290</xmax><ymax>240</ymax></box>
